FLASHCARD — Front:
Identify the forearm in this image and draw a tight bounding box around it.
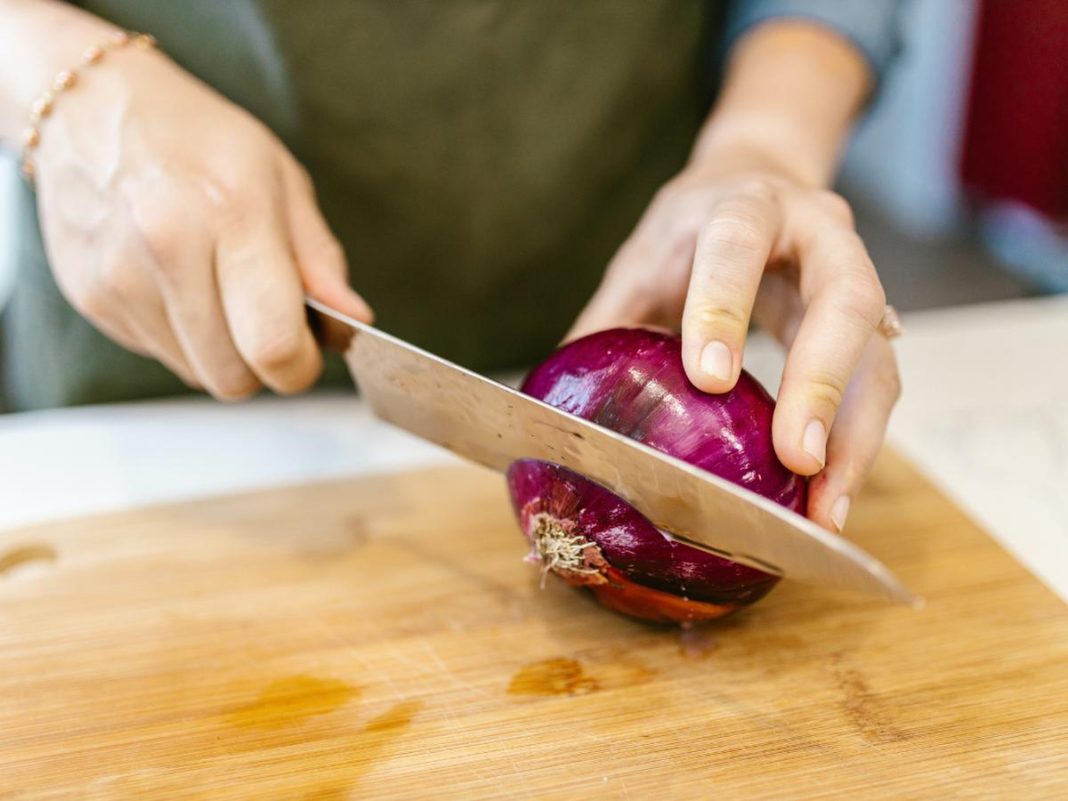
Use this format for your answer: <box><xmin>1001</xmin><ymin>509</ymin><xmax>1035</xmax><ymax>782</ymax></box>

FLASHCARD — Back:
<box><xmin>0</xmin><ymin>0</ymin><xmax>120</xmax><ymax>148</ymax></box>
<box><xmin>691</xmin><ymin>20</ymin><xmax>873</xmax><ymax>188</ymax></box>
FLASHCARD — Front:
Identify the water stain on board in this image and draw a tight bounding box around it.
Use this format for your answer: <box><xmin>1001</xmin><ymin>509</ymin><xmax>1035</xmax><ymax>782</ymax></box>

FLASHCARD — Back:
<box><xmin>228</xmin><ymin>675</ymin><xmax>361</xmax><ymax>729</ymax></box>
<box><xmin>104</xmin><ymin>684</ymin><xmax>421</xmax><ymax>800</ymax></box>
<box><xmin>363</xmin><ymin>699</ymin><xmax>423</xmax><ymax>733</ymax></box>
<box><xmin>0</xmin><ymin>543</ymin><xmax>57</xmax><ymax>578</ymax></box>
<box><xmin>678</xmin><ymin>626</ymin><xmax>718</xmax><ymax>660</ymax></box>
<box><xmin>508</xmin><ymin>658</ymin><xmax>600</xmax><ymax>696</ymax></box>
<box><xmin>299</xmin><ymin>700</ymin><xmax>425</xmax><ymax>801</ymax></box>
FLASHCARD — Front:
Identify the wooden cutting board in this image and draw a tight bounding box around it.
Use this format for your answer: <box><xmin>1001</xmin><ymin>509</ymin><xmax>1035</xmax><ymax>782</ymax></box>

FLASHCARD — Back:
<box><xmin>1</xmin><ymin>451</ymin><xmax>1066</xmax><ymax>800</ymax></box>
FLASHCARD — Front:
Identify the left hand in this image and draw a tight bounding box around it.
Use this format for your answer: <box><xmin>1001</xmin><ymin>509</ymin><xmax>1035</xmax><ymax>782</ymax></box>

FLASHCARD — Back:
<box><xmin>568</xmin><ymin>153</ymin><xmax>901</xmax><ymax>533</ymax></box>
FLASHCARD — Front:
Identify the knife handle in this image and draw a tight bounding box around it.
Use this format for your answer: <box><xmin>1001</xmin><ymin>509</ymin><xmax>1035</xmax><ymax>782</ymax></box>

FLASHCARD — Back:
<box><xmin>305</xmin><ymin>299</ymin><xmax>356</xmax><ymax>353</ymax></box>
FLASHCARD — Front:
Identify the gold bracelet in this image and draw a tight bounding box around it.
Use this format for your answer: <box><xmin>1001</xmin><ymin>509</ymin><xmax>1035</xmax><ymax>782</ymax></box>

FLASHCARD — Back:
<box><xmin>20</xmin><ymin>30</ymin><xmax>157</xmax><ymax>182</ymax></box>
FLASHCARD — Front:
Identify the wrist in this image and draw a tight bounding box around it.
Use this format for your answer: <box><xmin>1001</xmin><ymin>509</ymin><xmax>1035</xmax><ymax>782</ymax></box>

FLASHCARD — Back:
<box><xmin>688</xmin><ymin>118</ymin><xmax>832</xmax><ymax>188</ymax></box>
<box><xmin>689</xmin><ymin>20</ymin><xmax>872</xmax><ymax>189</ymax></box>
<box><xmin>0</xmin><ymin>1</ymin><xmax>122</xmax><ymax>147</ymax></box>
<box><xmin>21</xmin><ymin>32</ymin><xmax>163</xmax><ymax>181</ymax></box>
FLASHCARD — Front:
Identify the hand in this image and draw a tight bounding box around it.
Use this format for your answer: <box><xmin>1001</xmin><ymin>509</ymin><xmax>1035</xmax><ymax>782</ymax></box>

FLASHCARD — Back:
<box><xmin>569</xmin><ymin>153</ymin><xmax>901</xmax><ymax>532</ymax></box>
<box><xmin>33</xmin><ymin>46</ymin><xmax>372</xmax><ymax>399</ymax></box>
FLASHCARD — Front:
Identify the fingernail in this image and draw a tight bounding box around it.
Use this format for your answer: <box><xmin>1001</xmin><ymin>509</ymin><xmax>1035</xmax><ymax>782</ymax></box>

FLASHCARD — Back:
<box><xmin>699</xmin><ymin>340</ymin><xmax>732</xmax><ymax>382</ymax></box>
<box><xmin>830</xmin><ymin>494</ymin><xmax>851</xmax><ymax>532</ymax></box>
<box><xmin>802</xmin><ymin>419</ymin><xmax>826</xmax><ymax>468</ymax></box>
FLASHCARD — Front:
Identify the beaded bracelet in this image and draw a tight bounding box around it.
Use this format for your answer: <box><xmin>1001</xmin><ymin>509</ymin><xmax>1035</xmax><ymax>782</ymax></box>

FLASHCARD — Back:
<box><xmin>20</xmin><ymin>30</ymin><xmax>157</xmax><ymax>182</ymax></box>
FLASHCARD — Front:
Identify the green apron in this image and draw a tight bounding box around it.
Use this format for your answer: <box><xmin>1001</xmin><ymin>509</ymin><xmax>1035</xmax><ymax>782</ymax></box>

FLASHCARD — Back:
<box><xmin>2</xmin><ymin>0</ymin><xmax>718</xmax><ymax>410</ymax></box>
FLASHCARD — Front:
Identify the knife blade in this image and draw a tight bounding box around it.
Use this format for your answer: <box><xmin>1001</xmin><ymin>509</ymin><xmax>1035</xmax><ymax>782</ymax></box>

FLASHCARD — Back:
<box><xmin>307</xmin><ymin>298</ymin><xmax>919</xmax><ymax>606</ymax></box>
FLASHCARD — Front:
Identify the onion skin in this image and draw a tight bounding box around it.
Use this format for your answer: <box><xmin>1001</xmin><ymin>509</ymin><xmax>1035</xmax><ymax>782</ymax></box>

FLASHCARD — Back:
<box><xmin>507</xmin><ymin>327</ymin><xmax>807</xmax><ymax>624</ymax></box>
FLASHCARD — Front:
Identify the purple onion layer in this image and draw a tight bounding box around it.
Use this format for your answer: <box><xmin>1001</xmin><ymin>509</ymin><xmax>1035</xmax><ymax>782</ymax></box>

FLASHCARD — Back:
<box><xmin>507</xmin><ymin>327</ymin><xmax>807</xmax><ymax>610</ymax></box>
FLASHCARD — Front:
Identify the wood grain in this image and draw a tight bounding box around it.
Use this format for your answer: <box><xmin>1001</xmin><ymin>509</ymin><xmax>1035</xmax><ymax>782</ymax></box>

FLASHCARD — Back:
<box><xmin>1</xmin><ymin>451</ymin><xmax>1065</xmax><ymax>799</ymax></box>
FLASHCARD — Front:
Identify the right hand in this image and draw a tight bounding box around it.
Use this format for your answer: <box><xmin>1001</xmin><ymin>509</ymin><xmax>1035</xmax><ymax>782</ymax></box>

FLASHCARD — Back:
<box><xmin>33</xmin><ymin>44</ymin><xmax>373</xmax><ymax>398</ymax></box>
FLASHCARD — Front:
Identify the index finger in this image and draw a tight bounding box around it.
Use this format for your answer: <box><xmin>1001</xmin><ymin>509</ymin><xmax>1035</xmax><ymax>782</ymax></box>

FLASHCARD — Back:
<box><xmin>681</xmin><ymin>182</ymin><xmax>781</xmax><ymax>393</ymax></box>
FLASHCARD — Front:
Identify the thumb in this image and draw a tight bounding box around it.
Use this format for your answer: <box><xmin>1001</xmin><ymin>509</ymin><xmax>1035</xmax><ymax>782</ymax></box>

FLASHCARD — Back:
<box><xmin>282</xmin><ymin>160</ymin><xmax>374</xmax><ymax>323</ymax></box>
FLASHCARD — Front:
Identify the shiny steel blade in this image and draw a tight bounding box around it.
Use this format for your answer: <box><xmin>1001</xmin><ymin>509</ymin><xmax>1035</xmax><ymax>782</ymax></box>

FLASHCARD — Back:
<box><xmin>307</xmin><ymin>299</ymin><xmax>919</xmax><ymax>606</ymax></box>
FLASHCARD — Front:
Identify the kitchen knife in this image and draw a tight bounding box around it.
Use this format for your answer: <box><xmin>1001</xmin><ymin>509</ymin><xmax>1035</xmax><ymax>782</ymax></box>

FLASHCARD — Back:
<box><xmin>307</xmin><ymin>298</ymin><xmax>919</xmax><ymax>606</ymax></box>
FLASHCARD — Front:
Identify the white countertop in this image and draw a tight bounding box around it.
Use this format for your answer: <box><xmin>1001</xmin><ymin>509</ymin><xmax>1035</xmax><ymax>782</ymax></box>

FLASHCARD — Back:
<box><xmin>2</xmin><ymin>295</ymin><xmax>1066</xmax><ymax>604</ymax></box>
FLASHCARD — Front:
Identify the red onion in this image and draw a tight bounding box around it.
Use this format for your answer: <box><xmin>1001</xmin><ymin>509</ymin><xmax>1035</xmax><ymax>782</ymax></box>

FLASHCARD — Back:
<box><xmin>507</xmin><ymin>328</ymin><xmax>807</xmax><ymax>624</ymax></box>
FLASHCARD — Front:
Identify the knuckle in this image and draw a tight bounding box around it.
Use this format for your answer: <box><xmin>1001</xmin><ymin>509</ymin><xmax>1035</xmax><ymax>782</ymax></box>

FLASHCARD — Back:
<box><xmin>212</xmin><ymin>187</ymin><xmax>255</xmax><ymax>229</ymax></box>
<box><xmin>876</xmin><ymin>351</ymin><xmax>903</xmax><ymax>401</ymax></box>
<box><xmin>274</xmin><ymin>365</ymin><xmax>321</xmax><ymax>396</ymax></box>
<box><xmin>689</xmin><ymin>302</ymin><xmax>749</xmax><ymax>338</ymax></box>
<box><xmin>886</xmin><ymin>369</ymin><xmax>903</xmax><ymax>402</ymax></box>
<box><xmin>211</xmin><ymin>383</ymin><xmax>258</xmax><ymax>402</ymax></box>
<box><xmin>245</xmin><ymin>326</ymin><xmax>305</xmax><ymax>371</ymax></box>
<box><xmin>859</xmin><ymin>278</ymin><xmax>888</xmax><ymax>320</ymax></box>
<box><xmin>806</xmin><ymin>371</ymin><xmax>847</xmax><ymax>413</ymax></box>
<box><xmin>838</xmin><ymin>273</ymin><xmax>887</xmax><ymax>325</ymax></box>
<box><xmin>204</xmin><ymin>177</ymin><xmax>240</xmax><ymax>211</ymax></box>
<box><xmin>209</xmin><ymin>368</ymin><xmax>261</xmax><ymax>401</ymax></box>
<box><xmin>701</xmin><ymin>212</ymin><xmax>766</xmax><ymax>255</ymax></box>
<box><xmin>737</xmin><ymin>175</ymin><xmax>779</xmax><ymax>203</ymax></box>
<box><xmin>140</xmin><ymin>217</ymin><xmax>183</xmax><ymax>263</ymax></box>
<box><xmin>813</xmin><ymin>190</ymin><xmax>854</xmax><ymax>225</ymax></box>
<box><xmin>192</xmin><ymin>172</ymin><xmax>261</xmax><ymax>230</ymax></box>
